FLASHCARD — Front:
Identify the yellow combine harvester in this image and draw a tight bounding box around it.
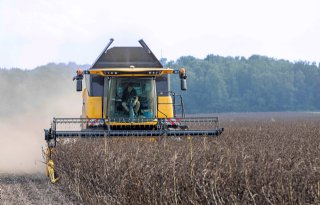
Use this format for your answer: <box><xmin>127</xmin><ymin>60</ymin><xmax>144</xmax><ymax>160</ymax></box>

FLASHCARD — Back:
<box><xmin>44</xmin><ymin>39</ymin><xmax>224</xmax><ymax>183</ymax></box>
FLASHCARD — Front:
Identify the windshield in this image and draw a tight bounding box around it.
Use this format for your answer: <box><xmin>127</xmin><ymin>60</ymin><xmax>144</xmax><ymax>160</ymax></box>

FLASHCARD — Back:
<box><xmin>107</xmin><ymin>77</ymin><xmax>156</xmax><ymax>118</ymax></box>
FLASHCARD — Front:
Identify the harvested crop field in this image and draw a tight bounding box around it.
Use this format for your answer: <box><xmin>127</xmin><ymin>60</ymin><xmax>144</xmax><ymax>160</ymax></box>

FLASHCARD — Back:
<box><xmin>52</xmin><ymin>112</ymin><xmax>320</xmax><ymax>205</ymax></box>
<box><xmin>0</xmin><ymin>173</ymin><xmax>78</xmax><ymax>205</ymax></box>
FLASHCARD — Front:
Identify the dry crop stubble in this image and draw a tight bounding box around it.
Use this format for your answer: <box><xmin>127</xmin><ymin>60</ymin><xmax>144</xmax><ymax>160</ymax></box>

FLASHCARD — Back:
<box><xmin>53</xmin><ymin>114</ymin><xmax>320</xmax><ymax>204</ymax></box>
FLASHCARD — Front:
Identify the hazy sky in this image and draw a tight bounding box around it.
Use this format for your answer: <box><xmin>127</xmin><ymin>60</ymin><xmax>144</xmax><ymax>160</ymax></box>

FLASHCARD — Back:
<box><xmin>1</xmin><ymin>0</ymin><xmax>319</xmax><ymax>69</ymax></box>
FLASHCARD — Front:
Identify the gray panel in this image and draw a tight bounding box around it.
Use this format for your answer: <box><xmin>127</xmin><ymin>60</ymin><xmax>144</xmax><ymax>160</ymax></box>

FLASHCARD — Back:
<box><xmin>92</xmin><ymin>47</ymin><xmax>163</xmax><ymax>69</ymax></box>
<box><xmin>156</xmin><ymin>75</ymin><xmax>169</xmax><ymax>96</ymax></box>
<box><xmin>103</xmin><ymin>78</ymin><xmax>109</xmax><ymax>118</ymax></box>
<box><xmin>90</xmin><ymin>75</ymin><xmax>104</xmax><ymax>96</ymax></box>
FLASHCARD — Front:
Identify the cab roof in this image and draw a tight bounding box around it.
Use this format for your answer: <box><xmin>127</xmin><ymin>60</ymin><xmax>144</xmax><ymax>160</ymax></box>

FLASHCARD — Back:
<box><xmin>91</xmin><ymin>39</ymin><xmax>163</xmax><ymax>69</ymax></box>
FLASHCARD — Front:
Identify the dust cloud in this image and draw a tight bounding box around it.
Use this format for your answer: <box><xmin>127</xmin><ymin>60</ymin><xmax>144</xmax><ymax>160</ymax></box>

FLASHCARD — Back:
<box><xmin>0</xmin><ymin>93</ymin><xmax>81</xmax><ymax>174</ymax></box>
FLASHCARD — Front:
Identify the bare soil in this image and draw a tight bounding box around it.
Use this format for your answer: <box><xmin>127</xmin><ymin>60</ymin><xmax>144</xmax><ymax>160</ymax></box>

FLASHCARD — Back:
<box><xmin>0</xmin><ymin>173</ymin><xmax>81</xmax><ymax>205</ymax></box>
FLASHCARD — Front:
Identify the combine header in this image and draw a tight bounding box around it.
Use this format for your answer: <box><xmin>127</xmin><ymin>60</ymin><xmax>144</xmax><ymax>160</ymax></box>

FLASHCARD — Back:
<box><xmin>44</xmin><ymin>39</ymin><xmax>224</xmax><ymax>183</ymax></box>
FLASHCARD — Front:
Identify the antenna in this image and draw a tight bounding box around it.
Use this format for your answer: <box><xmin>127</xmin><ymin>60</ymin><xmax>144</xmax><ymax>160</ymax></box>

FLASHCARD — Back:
<box><xmin>138</xmin><ymin>39</ymin><xmax>163</xmax><ymax>68</ymax></box>
<box><xmin>138</xmin><ymin>39</ymin><xmax>151</xmax><ymax>54</ymax></box>
<box><xmin>91</xmin><ymin>38</ymin><xmax>114</xmax><ymax>69</ymax></box>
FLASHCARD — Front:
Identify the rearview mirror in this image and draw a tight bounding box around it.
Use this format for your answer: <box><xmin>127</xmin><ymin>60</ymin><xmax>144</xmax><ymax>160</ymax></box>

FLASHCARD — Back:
<box><xmin>179</xmin><ymin>68</ymin><xmax>187</xmax><ymax>91</ymax></box>
<box><xmin>181</xmin><ymin>78</ymin><xmax>187</xmax><ymax>91</ymax></box>
<box><xmin>76</xmin><ymin>79</ymin><xmax>82</xmax><ymax>92</ymax></box>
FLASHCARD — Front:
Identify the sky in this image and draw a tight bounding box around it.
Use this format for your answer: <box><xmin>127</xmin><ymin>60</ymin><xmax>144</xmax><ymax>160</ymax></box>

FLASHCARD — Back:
<box><xmin>0</xmin><ymin>0</ymin><xmax>320</xmax><ymax>69</ymax></box>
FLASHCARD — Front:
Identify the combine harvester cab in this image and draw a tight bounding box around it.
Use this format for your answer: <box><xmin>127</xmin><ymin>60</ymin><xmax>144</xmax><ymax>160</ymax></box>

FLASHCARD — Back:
<box><xmin>44</xmin><ymin>39</ymin><xmax>224</xmax><ymax>183</ymax></box>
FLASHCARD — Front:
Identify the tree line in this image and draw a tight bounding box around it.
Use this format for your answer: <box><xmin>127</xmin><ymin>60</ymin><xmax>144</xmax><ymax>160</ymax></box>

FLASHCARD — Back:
<box><xmin>1</xmin><ymin>55</ymin><xmax>319</xmax><ymax>116</ymax></box>
<box><xmin>164</xmin><ymin>55</ymin><xmax>320</xmax><ymax>113</ymax></box>
<box><xmin>0</xmin><ymin>62</ymin><xmax>84</xmax><ymax>117</ymax></box>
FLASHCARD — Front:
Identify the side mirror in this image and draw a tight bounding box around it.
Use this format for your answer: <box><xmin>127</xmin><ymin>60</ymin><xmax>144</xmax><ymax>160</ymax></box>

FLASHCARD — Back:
<box><xmin>73</xmin><ymin>69</ymin><xmax>84</xmax><ymax>92</ymax></box>
<box><xmin>76</xmin><ymin>79</ymin><xmax>82</xmax><ymax>92</ymax></box>
<box><xmin>179</xmin><ymin>68</ymin><xmax>187</xmax><ymax>91</ymax></box>
<box><xmin>181</xmin><ymin>78</ymin><xmax>187</xmax><ymax>91</ymax></box>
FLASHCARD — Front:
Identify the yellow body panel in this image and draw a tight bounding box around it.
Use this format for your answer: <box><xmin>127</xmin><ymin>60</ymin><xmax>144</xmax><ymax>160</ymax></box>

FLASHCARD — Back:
<box><xmin>88</xmin><ymin>68</ymin><xmax>174</xmax><ymax>77</ymax></box>
<box><xmin>108</xmin><ymin>120</ymin><xmax>158</xmax><ymax>126</ymax></box>
<box><xmin>82</xmin><ymin>88</ymin><xmax>102</xmax><ymax>118</ymax></box>
<box><xmin>157</xmin><ymin>96</ymin><xmax>174</xmax><ymax>118</ymax></box>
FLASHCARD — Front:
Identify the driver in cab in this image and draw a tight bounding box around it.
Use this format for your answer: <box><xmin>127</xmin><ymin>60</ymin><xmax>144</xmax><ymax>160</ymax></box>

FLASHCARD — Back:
<box><xmin>122</xmin><ymin>82</ymin><xmax>140</xmax><ymax>115</ymax></box>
